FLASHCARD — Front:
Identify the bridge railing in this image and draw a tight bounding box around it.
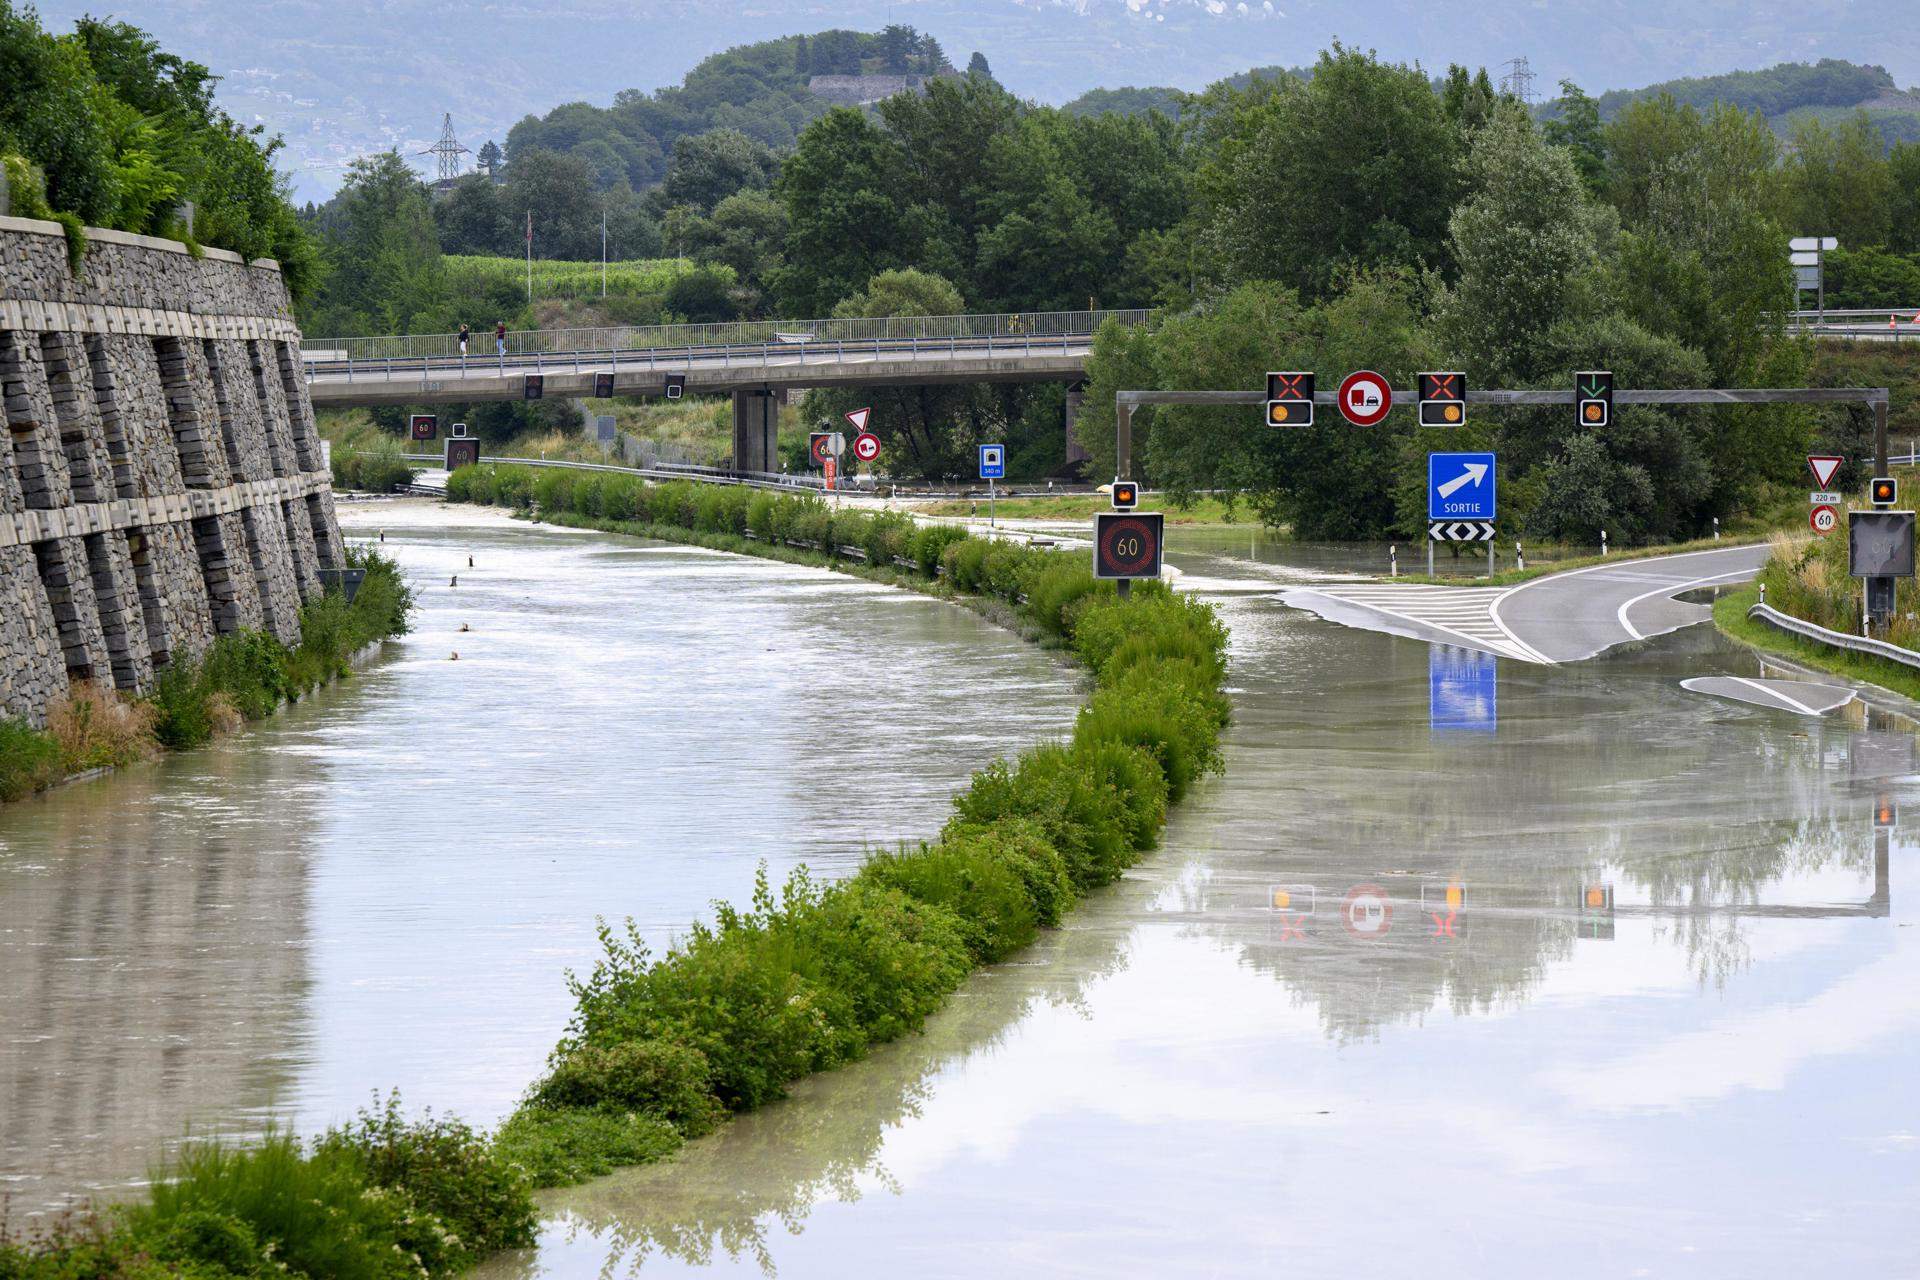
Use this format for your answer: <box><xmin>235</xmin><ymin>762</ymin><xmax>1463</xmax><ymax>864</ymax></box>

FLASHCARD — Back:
<box><xmin>305</xmin><ymin>309</ymin><xmax>1153</xmax><ymax>365</ymax></box>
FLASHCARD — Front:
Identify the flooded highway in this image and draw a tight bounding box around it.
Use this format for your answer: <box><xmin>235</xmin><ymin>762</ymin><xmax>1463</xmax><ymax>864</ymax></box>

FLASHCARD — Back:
<box><xmin>475</xmin><ymin>535</ymin><xmax>1920</xmax><ymax>1279</ymax></box>
<box><xmin>0</xmin><ymin>501</ymin><xmax>1086</xmax><ymax>1211</ymax></box>
<box><xmin>5</xmin><ymin>506</ymin><xmax>1917</xmax><ymax>1277</ymax></box>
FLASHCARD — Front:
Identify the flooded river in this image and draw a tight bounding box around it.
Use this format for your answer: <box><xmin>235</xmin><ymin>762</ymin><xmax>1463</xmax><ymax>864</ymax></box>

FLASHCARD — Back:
<box><xmin>6</xmin><ymin>507</ymin><xmax>1917</xmax><ymax>1277</ymax></box>
<box><xmin>0</xmin><ymin>501</ymin><xmax>1085</xmax><ymax>1211</ymax></box>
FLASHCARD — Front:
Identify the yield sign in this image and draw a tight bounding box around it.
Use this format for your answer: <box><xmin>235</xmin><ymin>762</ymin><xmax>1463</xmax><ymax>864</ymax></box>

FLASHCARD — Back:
<box><xmin>845</xmin><ymin>407</ymin><xmax>872</xmax><ymax>432</ymax></box>
<box><xmin>1808</xmin><ymin>455</ymin><xmax>1844</xmax><ymax>489</ymax></box>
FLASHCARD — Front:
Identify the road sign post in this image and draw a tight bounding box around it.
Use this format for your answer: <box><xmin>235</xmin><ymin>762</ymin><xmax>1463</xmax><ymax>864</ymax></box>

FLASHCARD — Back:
<box><xmin>979</xmin><ymin>443</ymin><xmax>1005</xmax><ymax>527</ymax></box>
<box><xmin>1094</xmin><ymin>511</ymin><xmax>1164</xmax><ymax>581</ymax></box>
<box><xmin>1428</xmin><ymin>452</ymin><xmax>1496</xmax><ymax>577</ymax></box>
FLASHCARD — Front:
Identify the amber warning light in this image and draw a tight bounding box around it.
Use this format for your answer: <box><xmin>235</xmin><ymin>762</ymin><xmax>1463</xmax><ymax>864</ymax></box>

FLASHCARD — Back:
<box><xmin>1266</xmin><ymin>371</ymin><xmax>1315</xmax><ymax>427</ymax></box>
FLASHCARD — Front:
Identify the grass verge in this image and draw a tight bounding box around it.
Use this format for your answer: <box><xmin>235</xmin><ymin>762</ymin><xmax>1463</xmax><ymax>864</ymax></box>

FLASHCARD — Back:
<box><xmin>0</xmin><ymin>547</ymin><xmax>414</xmax><ymax>805</ymax></box>
<box><xmin>445</xmin><ymin>463</ymin><xmax>1232</xmax><ymax>1191</ymax></box>
<box><xmin>1712</xmin><ymin>583</ymin><xmax>1920</xmax><ymax>701</ymax></box>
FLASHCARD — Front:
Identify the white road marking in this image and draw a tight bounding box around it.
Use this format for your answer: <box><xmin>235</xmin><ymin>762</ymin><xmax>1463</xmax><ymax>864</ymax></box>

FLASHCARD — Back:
<box><xmin>1616</xmin><ymin>569</ymin><xmax>1755</xmax><ymax>640</ymax></box>
<box><xmin>1728</xmin><ymin>677</ymin><xmax>1826</xmax><ymax>716</ymax></box>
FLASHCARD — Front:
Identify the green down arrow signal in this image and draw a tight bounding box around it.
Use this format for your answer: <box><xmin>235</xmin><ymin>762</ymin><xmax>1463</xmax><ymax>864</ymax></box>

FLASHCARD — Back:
<box><xmin>1581</xmin><ymin>377</ymin><xmax>1607</xmax><ymax>396</ymax></box>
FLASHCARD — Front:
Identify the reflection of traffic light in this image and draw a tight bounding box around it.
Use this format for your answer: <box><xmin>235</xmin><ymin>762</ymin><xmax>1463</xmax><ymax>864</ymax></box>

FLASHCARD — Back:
<box><xmin>1578</xmin><ymin>882</ymin><xmax>1615</xmax><ymax>941</ymax></box>
<box><xmin>1111</xmin><ymin>479</ymin><xmax>1139</xmax><ymax>510</ymax></box>
<box><xmin>1875</xmin><ymin>793</ymin><xmax>1897</xmax><ymax>828</ymax></box>
<box><xmin>1266</xmin><ymin>371</ymin><xmax>1314</xmax><ymax>426</ymax></box>
<box><xmin>1575</xmin><ymin>370</ymin><xmax>1613</xmax><ymax>427</ymax></box>
<box><xmin>1417</xmin><ymin>372</ymin><xmax>1467</xmax><ymax>427</ymax></box>
<box><xmin>1269</xmin><ymin>885</ymin><xmax>1315</xmax><ymax>911</ymax></box>
<box><xmin>1871</xmin><ymin>476</ymin><xmax>1898</xmax><ymax>506</ymax></box>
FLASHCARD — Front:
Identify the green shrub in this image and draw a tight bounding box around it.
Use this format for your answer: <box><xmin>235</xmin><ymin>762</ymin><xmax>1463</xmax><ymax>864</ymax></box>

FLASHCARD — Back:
<box><xmin>127</xmin><ymin>1129</ymin><xmax>450</xmax><ymax>1280</ymax></box>
<box><xmin>313</xmin><ymin>1092</ymin><xmax>537</xmax><ymax>1266</ymax></box>
<box><xmin>0</xmin><ymin>716</ymin><xmax>63</xmax><ymax>802</ymax></box>
<box><xmin>492</xmin><ymin>1106</ymin><xmax>682</xmax><ymax>1189</ymax></box>
<box><xmin>943</xmin><ymin>537</ymin><xmax>992</xmax><ymax>591</ymax></box>
<box><xmin>1026</xmin><ymin>558</ymin><xmax>1107</xmax><ymax>635</ymax></box>
<box><xmin>861</xmin><ymin>511</ymin><xmax>915</xmax><ymax>568</ymax></box>
<box><xmin>532</xmin><ymin>467</ymin><xmax>575</xmax><ymax>513</ymax></box>
<box><xmin>1068</xmin><ymin>739</ymin><xmax>1170</xmax><ymax>852</ymax></box>
<box><xmin>331</xmin><ymin>439</ymin><xmax>418</xmax><ymax>493</ymax></box>
<box><xmin>746</xmin><ymin>492</ymin><xmax>777</xmax><ymax>538</ymax></box>
<box><xmin>950</xmin><ymin>743</ymin><xmax>1137</xmax><ymax>890</ymax></box>
<box><xmin>529</xmin><ymin>1041</ymin><xmax>724</xmax><ymax>1136</ymax></box>
<box><xmin>861</xmin><ymin>839</ymin><xmax>1040</xmax><ymax>962</ymax></box>
<box><xmin>1075</xmin><ymin>661</ymin><xmax>1228</xmax><ymax>803</ymax></box>
<box><xmin>910</xmin><ymin>523</ymin><xmax>969</xmax><ymax>576</ymax></box>
<box><xmin>198</xmin><ymin>631</ymin><xmax>291</xmax><ymax>721</ymax></box>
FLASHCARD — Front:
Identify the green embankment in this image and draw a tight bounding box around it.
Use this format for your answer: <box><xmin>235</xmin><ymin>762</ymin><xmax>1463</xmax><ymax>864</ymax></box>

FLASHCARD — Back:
<box><xmin>2</xmin><ymin>466</ymin><xmax>1236</xmax><ymax>1276</ymax></box>
<box><xmin>1711</xmin><ymin>527</ymin><xmax>1920</xmax><ymax>700</ymax></box>
<box><xmin>444</xmin><ymin>463</ymin><xmax>1234</xmax><ymax>1187</ymax></box>
<box><xmin>0</xmin><ymin>549</ymin><xmax>414</xmax><ymax>805</ymax></box>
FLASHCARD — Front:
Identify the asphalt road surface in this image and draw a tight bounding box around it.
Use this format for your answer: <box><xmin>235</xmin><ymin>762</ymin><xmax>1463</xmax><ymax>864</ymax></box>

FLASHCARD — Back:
<box><xmin>1284</xmin><ymin>542</ymin><xmax>1771</xmax><ymax>664</ymax></box>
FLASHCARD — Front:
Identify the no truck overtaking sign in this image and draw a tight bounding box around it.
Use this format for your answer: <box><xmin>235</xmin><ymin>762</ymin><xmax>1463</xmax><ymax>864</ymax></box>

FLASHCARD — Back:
<box><xmin>1337</xmin><ymin>370</ymin><xmax>1392</xmax><ymax>426</ymax></box>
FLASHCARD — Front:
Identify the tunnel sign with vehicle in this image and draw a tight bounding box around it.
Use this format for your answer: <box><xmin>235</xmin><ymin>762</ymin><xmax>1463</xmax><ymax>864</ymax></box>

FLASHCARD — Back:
<box><xmin>1337</xmin><ymin>370</ymin><xmax>1392</xmax><ymax>426</ymax></box>
<box><xmin>1094</xmin><ymin>512</ymin><xmax>1164</xmax><ymax>580</ymax></box>
<box><xmin>852</xmin><ymin>432</ymin><xmax>880</xmax><ymax>463</ymax></box>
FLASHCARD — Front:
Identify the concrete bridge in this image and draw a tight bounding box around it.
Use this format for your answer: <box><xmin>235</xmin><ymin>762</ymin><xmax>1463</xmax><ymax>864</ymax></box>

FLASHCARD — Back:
<box><xmin>303</xmin><ymin>311</ymin><xmax>1145</xmax><ymax>471</ymax></box>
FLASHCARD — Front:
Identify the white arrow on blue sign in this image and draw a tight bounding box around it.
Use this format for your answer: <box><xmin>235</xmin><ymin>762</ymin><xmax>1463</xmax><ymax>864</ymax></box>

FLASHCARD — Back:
<box><xmin>1428</xmin><ymin>452</ymin><xmax>1496</xmax><ymax>522</ymax></box>
<box><xmin>979</xmin><ymin>443</ymin><xmax>1006</xmax><ymax>479</ymax></box>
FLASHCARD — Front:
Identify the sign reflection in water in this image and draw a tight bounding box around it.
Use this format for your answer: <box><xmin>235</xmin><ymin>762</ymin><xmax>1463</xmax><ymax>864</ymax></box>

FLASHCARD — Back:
<box><xmin>1429</xmin><ymin>645</ymin><xmax>1497</xmax><ymax>734</ymax></box>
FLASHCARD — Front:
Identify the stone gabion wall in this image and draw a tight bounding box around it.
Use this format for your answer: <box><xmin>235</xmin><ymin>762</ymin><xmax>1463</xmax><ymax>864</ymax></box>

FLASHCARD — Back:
<box><xmin>0</xmin><ymin>216</ymin><xmax>343</xmax><ymax>727</ymax></box>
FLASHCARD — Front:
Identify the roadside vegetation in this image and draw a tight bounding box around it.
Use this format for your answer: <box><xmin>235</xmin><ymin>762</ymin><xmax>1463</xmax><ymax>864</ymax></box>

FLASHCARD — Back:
<box><xmin>913</xmin><ymin>492</ymin><xmax>1243</xmax><ymax>524</ymax></box>
<box><xmin>446</xmin><ymin>462</ymin><xmax>1231</xmax><ymax>1188</ymax></box>
<box><xmin>0</xmin><ymin>1094</ymin><xmax>536</xmax><ymax>1279</ymax></box>
<box><xmin>0</xmin><ymin>4</ymin><xmax>315</xmax><ymax>287</ymax></box>
<box><xmin>0</xmin><ymin>549</ymin><xmax>412</xmax><ymax>805</ymax></box>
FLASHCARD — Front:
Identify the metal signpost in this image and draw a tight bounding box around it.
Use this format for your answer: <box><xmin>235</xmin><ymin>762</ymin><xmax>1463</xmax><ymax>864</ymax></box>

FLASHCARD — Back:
<box><xmin>1427</xmin><ymin>452</ymin><xmax>1497</xmax><ymax>575</ymax></box>
<box><xmin>1849</xmin><ymin>509</ymin><xmax>1915</xmax><ymax>631</ymax></box>
<box><xmin>978</xmin><ymin>443</ymin><xmax>1005</xmax><ymax>526</ymax></box>
<box><xmin>1113</xmin><ymin>378</ymin><xmax>1891</xmax><ymax>580</ymax></box>
<box><xmin>1790</xmin><ymin>236</ymin><xmax>1838</xmax><ymax>319</ymax></box>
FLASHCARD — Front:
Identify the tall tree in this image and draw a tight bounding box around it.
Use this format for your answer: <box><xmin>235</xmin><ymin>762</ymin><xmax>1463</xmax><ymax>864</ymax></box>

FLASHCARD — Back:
<box><xmin>1193</xmin><ymin>44</ymin><xmax>1466</xmax><ymax>299</ymax></box>
<box><xmin>1542</xmin><ymin>81</ymin><xmax>1607</xmax><ymax>195</ymax></box>
<box><xmin>774</xmin><ymin>109</ymin><xmax>914</xmax><ymax>313</ymax></box>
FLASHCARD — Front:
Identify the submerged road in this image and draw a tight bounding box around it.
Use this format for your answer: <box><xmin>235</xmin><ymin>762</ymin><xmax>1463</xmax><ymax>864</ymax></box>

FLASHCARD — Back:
<box><xmin>1283</xmin><ymin>542</ymin><xmax>1771</xmax><ymax>664</ymax></box>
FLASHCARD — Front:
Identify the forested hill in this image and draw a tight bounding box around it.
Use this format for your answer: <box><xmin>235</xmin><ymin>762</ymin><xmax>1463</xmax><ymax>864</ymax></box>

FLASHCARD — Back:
<box><xmin>504</xmin><ymin>27</ymin><xmax>965</xmax><ymax>191</ymax></box>
<box><xmin>1577</xmin><ymin>59</ymin><xmax>1920</xmax><ymax>145</ymax></box>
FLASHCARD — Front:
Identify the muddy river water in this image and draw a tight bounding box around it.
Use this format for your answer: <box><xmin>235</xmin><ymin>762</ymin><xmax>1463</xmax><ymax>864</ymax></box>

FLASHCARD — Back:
<box><xmin>4</xmin><ymin>504</ymin><xmax>1916</xmax><ymax>1277</ymax></box>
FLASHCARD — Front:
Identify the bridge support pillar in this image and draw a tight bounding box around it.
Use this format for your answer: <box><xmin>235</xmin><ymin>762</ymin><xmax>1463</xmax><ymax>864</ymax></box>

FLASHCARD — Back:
<box><xmin>732</xmin><ymin>388</ymin><xmax>777</xmax><ymax>474</ymax></box>
<box><xmin>1064</xmin><ymin>383</ymin><xmax>1089</xmax><ymax>471</ymax></box>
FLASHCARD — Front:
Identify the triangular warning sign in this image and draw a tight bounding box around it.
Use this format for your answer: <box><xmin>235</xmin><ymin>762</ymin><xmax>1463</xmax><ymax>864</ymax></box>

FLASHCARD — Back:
<box><xmin>1808</xmin><ymin>455</ymin><xmax>1843</xmax><ymax>488</ymax></box>
<box><xmin>844</xmin><ymin>407</ymin><xmax>871</xmax><ymax>431</ymax></box>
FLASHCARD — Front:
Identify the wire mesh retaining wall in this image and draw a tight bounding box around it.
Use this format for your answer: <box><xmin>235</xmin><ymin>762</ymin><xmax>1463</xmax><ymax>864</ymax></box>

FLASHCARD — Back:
<box><xmin>305</xmin><ymin>309</ymin><xmax>1153</xmax><ymax>364</ymax></box>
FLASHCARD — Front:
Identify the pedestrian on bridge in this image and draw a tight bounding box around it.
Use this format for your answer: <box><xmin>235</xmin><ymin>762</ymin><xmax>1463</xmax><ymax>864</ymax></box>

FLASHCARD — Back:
<box><xmin>458</xmin><ymin>322</ymin><xmax>470</xmax><ymax>358</ymax></box>
<box><xmin>494</xmin><ymin>320</ymin><xmax>507</xmax><ymax>358</ymax></box>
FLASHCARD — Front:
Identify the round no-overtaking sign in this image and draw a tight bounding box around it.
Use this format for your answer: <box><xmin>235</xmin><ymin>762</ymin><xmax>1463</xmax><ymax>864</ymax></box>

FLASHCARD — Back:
<box><xmin>853</xmin><ymin>432</ymin><xmax>880</xmax><ymax>463</ymax></box>
<box><xmin>1338</xmin><ymin>370</ymin><xmax>1393</xmax><ymax>426</ymax></box>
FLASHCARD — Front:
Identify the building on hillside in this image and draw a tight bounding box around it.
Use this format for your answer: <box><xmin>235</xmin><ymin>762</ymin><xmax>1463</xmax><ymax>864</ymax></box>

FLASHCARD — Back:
<box><xmin>806</xmin><ymin>72</ymin><xmax>957</xmax><ymax>106</ymax></box>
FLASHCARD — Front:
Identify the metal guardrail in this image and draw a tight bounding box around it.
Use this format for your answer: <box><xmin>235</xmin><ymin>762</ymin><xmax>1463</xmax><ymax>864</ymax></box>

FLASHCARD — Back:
<box><xmin>306</xmin><ymin>309</ymin><xmax>1152</xmax><ymax>365</ymax></box>
<box><xmin>1790</xmin><ymin>308</ymin><xmax>1920</xmax><ymax>322</ymax></box>
<box><xmin>303</xmin><ymin>331</ymin><xmax>1101</xmax><ymax>388</ymax></box>
<box><xmin>1748</xmin><ymin>600</ymin><xmax>1920</xmax><ymax>672</ymax></box>
<box><xmin>396</xmin><ymin>453</ymin><xmax>831</xmax><ymax>493</ymax></box>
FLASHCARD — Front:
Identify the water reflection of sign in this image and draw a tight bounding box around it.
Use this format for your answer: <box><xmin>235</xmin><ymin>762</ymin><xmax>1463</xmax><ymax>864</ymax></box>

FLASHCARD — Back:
<box><xmin>1430</xmin><ymin>645</ymin><xmax>1497</xmax><ymax>733</ymax></box>
<box><xmin>1342</xmin><ymin>884</ymin><xmax>1392</xmax><ymax>939</ymax></box>
<box><xmin>1578</xmin><ymin>883</ymin><xmax>1614</xmax><ymax>941</ymax></box>
<box><xmin>1421</xmin><ymin>882</ymin><xmax>1467</xmax><ymax>940</ymax></box>
<box><xmin>1269</xmin><ymin>886</ymin><xmax>1314</xmax><ymax>941</ymax></box>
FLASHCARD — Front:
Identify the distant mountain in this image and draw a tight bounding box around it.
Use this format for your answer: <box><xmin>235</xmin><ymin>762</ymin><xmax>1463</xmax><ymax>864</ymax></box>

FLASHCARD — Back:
<box><xmin>34</xmin><ymin>0</ymin><xmax>1920</xmax><ymax>200</ymax></box>
<box><xmin>1571</xmin><ymin>59</ymin><xmax>1920</xmax><ymax>146</ymax></box>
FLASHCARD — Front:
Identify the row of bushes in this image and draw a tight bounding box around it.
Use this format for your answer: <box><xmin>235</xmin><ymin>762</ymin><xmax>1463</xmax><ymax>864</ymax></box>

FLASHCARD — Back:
<box><xmin>0</xmin><ymin>1095</ymin><xmax>537</xmax><ymax>1279</ymax></box>
<box><xmin>331</xmin><ymin>441</ymin><xmax>422</xmax><ymax>494</ymax></box>
<box><xmin>446</xmin><ymin>462</ymin><xmax>1233</xmax><ymax>1187</ymax></box>
<box><xmin>1757</xmin><ymin>525</ymin><xmax>1920</xmax><ymax>647</ymax></box>
<box><xmin>0</xmin><ymin>547</ymin><xmax>414</xmax><ymax>804</ymax></box>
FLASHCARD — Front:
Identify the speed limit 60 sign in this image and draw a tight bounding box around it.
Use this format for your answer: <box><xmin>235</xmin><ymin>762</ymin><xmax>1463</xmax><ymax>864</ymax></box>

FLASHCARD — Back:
<box><xmin>1094</xmin><ymin>512</ymin><xmax>1164</xmax><ymax>580</ymax></box>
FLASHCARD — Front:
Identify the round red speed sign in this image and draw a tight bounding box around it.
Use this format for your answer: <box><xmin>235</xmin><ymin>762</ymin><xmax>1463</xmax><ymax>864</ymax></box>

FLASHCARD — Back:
<box><xmin>853</xmin><ymin>432</ymin><xmax>880</xmax><ymax>463</ymax></box>
<box><xmin>1342</xmin><ymin>884</ymin><xmax>1393</xmax><ymax>939</ymax></box>
<box><xmin>1337</xmin><ymin>370</ymin><xmax>1393</xmax><ymax>426</ymax></box>
<box><xmin>1810</xmin><ymin>503</ymin><xmax>1837</xmax><ymax>535</ymax></box>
